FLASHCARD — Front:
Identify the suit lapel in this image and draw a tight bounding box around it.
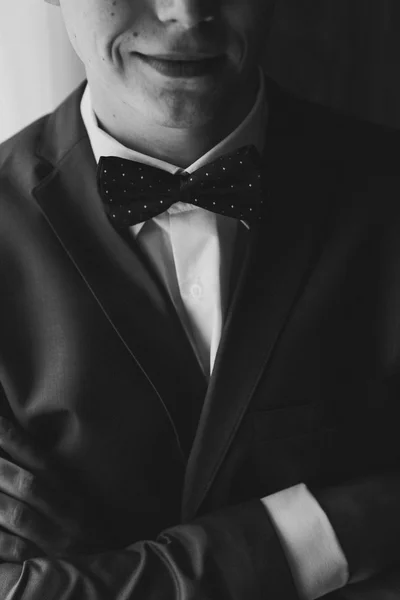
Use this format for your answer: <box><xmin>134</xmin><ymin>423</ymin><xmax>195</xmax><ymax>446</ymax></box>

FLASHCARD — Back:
<box><xmin>33</xmin><ymin>77</ymin><xmax>342</xmax><ymax>513</ymax></box>
<box><xmin>182</xmin><ymin>99</ymin><xmax>340</xmax><ymax>519</ymax></box>
<box><xmin>33</xmin><ymin>86</ymin><xmax>207</xmax><ymax>458</ymax></box>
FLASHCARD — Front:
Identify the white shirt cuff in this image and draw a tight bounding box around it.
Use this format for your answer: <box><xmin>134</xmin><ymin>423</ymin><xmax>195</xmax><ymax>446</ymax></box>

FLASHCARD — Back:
<box><xmin>262</xmin><ymin>483</ymin><xmax>349</xmax><ymax>600</ymax></box>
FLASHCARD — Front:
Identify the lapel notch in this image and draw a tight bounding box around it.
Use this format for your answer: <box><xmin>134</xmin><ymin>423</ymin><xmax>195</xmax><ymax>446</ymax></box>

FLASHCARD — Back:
<box><xmin>33</xmin><ymin>87</ymin><xmax>207</xmax><ymax>459</ymax></box>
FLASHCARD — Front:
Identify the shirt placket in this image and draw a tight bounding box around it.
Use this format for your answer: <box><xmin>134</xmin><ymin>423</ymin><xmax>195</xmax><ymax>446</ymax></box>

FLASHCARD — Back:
<box><xmin>169</xmin><ymin>208</ymin><xmax>222</xmax><ymax>377</ymax></box>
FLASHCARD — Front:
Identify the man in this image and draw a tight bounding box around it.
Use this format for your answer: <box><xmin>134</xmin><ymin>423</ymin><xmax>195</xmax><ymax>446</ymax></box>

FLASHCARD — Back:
<box><xmin>0</xmin><ymin>0</ymin><xmax>400</xmax><ymax>598</ymax></box>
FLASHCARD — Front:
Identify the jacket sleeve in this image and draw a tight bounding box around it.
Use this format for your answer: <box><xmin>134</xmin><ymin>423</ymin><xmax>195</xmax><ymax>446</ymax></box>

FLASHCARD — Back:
<box><xmin>324</xmin><ymin>566</ymin><xmax>400</xmax><ymax>600</ymax></box>
<box><xmin>311</xmin><ymin>473</ymin><xmax>400</xmax><ymax>586</ymax></box>
<box><xmin>0</xmin><ymin>500</ymin><xmax>299</xmax><ymax>600</ymax></box>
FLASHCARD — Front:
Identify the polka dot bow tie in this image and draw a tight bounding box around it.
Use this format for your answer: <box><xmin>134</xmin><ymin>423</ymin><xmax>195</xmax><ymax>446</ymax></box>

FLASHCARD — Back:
<box><xmin>97</xmin><ymin>145</ymin><xmax>265</xmax><ymax>229</ymax></box>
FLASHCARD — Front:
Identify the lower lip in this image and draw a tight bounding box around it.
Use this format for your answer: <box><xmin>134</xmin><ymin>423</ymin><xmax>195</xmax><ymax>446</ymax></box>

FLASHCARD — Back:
<box><xmin>136</xmin><ymin>53</ymin><xmax>226</xmax><ymax>78</ymax></box>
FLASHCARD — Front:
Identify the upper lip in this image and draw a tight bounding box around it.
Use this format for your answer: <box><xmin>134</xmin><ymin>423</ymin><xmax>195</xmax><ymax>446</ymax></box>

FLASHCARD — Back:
<box><xmin>138</xmin><ymin>53</ymin><xmax>222</xmax><ymax>62</ymax></box>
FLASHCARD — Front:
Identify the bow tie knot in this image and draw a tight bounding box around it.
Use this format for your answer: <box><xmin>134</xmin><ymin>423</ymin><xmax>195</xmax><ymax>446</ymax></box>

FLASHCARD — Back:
<box><xmin>97</xmin><ymin>145</ymin><xmax>265</xmax><ymax>228</ymax></box>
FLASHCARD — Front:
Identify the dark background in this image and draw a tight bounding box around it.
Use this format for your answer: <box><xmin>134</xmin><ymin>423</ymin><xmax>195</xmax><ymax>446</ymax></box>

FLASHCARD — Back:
<box><xmin>265</xmin><ymin>0</ymin><xmax>400</xmax><ymax>129</ymax></box>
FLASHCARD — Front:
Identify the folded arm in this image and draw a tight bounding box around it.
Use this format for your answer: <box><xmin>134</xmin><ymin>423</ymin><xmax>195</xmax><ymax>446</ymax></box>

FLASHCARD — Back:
<box><xmin>1</xmin><ymin>419</ymin><xmax>400</xmax><ymax>600</ymax></box>
<box><xmin>0</xmin><ymin>416</ymin><xmax>298</xmax><ymax>600</ymax></box>
<box><xmin>0</xmin><ymin>500</ymin><xmax>298</xmax><ymax>600</ymax></box>
<box><xmin>2</xmin><ymin>476</ymin><xmax>400</xmax><ymax>600</ymax></box>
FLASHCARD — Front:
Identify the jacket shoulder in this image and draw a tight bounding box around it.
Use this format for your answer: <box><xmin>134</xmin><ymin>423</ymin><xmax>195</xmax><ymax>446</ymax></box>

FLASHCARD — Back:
<box><xmin>267</xmin><ymin>77</ymin><xmax>400</xmax><ymax>171</ymax></box>
<box><xmin>291</xmin><ymin>88</ymin><xmax>400</xmax><ymax>172</ymax></box>
<box><xmin>0</xmin><ymin>81</ymin><xmax>86</xmax><ymax>198</ymax></box>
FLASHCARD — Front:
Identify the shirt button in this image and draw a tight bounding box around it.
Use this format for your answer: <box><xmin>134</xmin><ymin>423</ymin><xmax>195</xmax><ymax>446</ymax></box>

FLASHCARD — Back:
<box><xmin>190</xmin><ymin>283</ymin><xmax>203</xmax><ymax>300</ymax></box>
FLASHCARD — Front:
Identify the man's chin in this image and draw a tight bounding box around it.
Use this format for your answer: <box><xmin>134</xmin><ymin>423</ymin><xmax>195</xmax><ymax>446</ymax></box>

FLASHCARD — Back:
<box><xmin>152</xmin><ymin>89</ymin><xmax>231</xmax><ymax>129</ymax></box>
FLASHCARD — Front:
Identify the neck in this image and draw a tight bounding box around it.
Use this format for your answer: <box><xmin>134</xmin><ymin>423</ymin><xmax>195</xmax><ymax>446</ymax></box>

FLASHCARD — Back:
<box><xmin>88</xmin><ymin>70</ymin><xmax>261</xmax><ymax>169</ymax></box>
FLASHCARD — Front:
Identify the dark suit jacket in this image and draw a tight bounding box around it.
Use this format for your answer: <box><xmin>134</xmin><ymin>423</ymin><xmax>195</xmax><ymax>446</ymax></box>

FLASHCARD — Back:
<box><xmin>1</xmin><ymin>72</ymin><xmax>400</xmax><ymax>599</ymax></box>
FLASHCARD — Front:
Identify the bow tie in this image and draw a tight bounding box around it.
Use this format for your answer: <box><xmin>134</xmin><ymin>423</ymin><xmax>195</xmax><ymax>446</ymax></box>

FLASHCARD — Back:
<box><xmin>97</xmin><ymin>145</ymin><xmax>265</xmax><ymax>229</ymax></box>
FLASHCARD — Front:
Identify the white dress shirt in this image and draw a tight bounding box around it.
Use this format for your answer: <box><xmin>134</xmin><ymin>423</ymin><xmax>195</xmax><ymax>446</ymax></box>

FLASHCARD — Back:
<box><xmin>82</xmin><ymin>70</ymin><xmax>268</xmax><ymax>377</ymax></box>
<box><xmin>81</xmin><ymin>69</ymin><xmax>349</xmax><ymax>599</ymax></box>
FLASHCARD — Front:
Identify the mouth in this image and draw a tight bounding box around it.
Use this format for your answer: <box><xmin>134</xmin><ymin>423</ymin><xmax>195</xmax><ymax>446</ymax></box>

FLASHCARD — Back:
<box><xmin>135</xmin><ymin>52</ymin><xmax>226</xmax><ymax>78</ymax></box>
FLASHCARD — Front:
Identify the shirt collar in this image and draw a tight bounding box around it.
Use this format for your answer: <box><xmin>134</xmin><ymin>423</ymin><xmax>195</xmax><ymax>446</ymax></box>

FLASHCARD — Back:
<box><xmin>81</xmin><ymin>66</ymin><xmax>268</xmax><ymax>176</ymax></box>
